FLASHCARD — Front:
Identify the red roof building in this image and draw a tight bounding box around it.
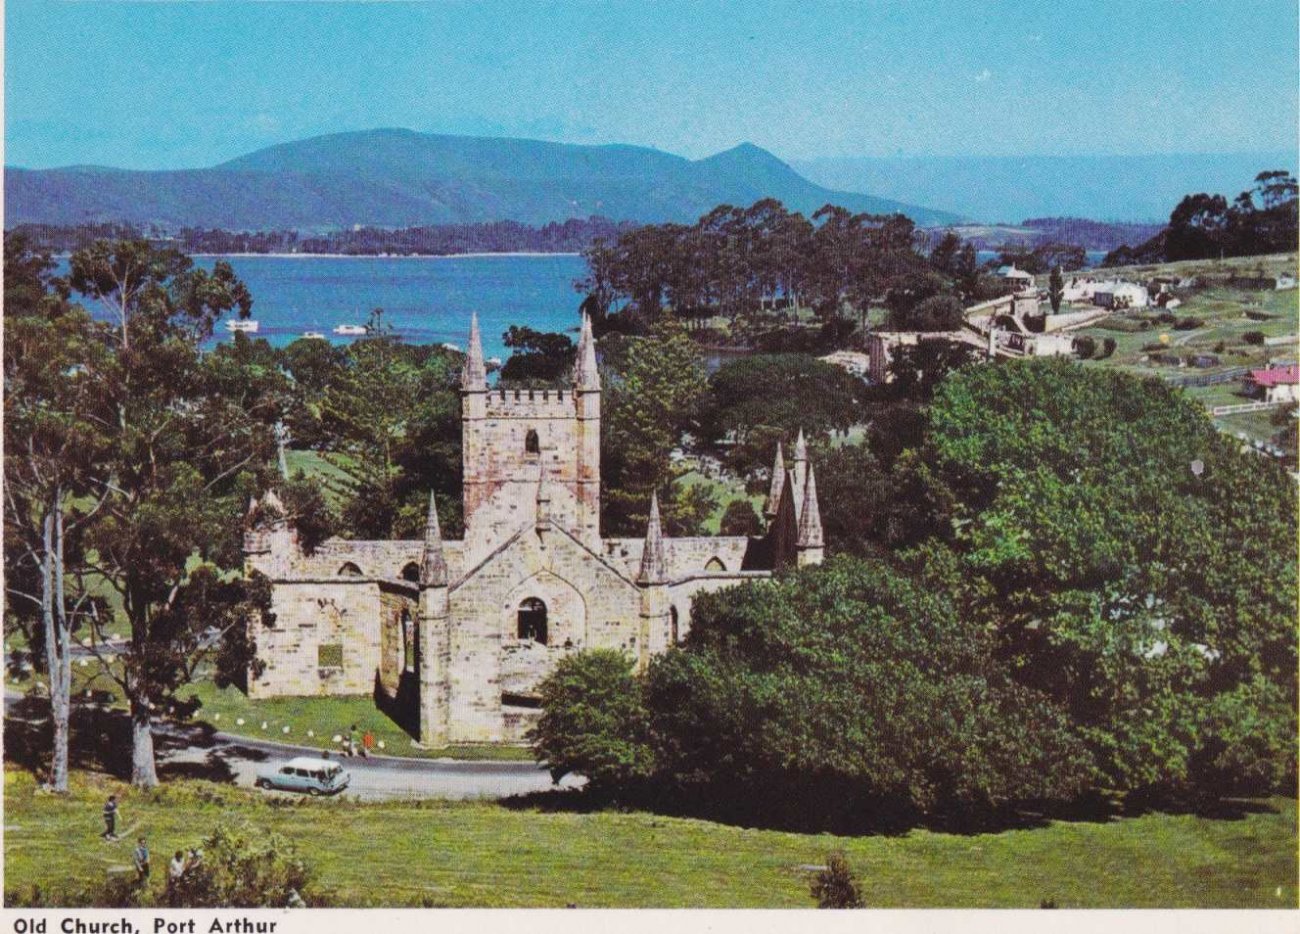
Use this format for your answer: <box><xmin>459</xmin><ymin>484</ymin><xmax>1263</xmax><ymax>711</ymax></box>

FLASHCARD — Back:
<box><xmin>1246</xmin><ymin>364</ymin><xmax>1300</xmax><ymax>403</ymax></box>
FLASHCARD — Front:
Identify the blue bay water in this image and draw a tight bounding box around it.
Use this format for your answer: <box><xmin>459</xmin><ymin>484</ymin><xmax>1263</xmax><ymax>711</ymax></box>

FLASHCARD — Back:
<box><xmin>60</xmin><ymin>254</ymin><xmax>590</xmax><ymax>362</ymax></box>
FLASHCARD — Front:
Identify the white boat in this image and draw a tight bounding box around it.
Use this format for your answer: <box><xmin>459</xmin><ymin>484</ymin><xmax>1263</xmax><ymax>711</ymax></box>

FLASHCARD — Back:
<box><xmin>225</xmin><ymin>319</ymin><xmax>260</xmax><ymax>333</ymax></box>
<box><xmin>302</xmin><ymin>331</ymin><xmax>327</xmax><ymax>340</ymax></box>
<box><xmin>333</xmin><ymin>324</ymin><xmax>368</xmax><ymax>336</ymax></box>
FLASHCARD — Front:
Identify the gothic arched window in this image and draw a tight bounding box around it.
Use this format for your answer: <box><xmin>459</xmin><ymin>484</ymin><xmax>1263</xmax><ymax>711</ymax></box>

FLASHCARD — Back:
<box><xmin>525</xmin><ymin>428</ymin><xmax>540</xmax><ymax>454</ymax></box>
<box><xmin>400</xmin><ymin>610</ymin><xmax>414</xmax><ymax>673</ymax></box>
<box><xmin>337</xmin><ymin>562</ymin><xmax>363</xmax><ymax>577</ymax></box>
<box><xmin>400</xmin><ymin>561</ymin><xmax>420</xmax><ymax>582</ymax></box>
<box><xmin>670</xmin><ymin>605</ymin><xmax>680</xmax><ymax>644</ymax></box>
<box><xmin>517</xmin><ymin>597</ymin><xmax>548</xmax><ymax>644</ymax></box>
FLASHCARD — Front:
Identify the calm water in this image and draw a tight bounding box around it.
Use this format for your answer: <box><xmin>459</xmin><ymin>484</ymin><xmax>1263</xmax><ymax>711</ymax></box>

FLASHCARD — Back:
<box><xmin>60</xmin><ymin>254</ymin><xmax>590</xmax><ymax>362</ymax></box>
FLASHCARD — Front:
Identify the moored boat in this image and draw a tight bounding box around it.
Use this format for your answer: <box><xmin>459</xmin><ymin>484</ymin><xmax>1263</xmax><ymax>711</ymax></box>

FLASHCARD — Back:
<box><xmin>225</xmin><ymin>319</ymin><xmax>260</xmax><ymax>333</ymax></box>
<box><xmin>333</xmin><ymin>324</ymin><xmax>368</xmax><ymax>336</ymax></box>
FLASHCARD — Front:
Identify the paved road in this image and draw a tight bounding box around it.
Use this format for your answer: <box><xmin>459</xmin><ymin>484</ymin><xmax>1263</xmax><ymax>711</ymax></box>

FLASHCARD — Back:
<box><xmin>5</xmin><ymin>691</ymin><xmax>582</xmax><ymax>801</ymax></box>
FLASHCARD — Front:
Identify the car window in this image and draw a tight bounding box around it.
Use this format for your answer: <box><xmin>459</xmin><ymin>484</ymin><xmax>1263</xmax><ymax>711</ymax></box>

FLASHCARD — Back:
<box><xmin>280</xmin><ymin>767</ymin><xmax>294</xmax><ymax>775</ymax></box>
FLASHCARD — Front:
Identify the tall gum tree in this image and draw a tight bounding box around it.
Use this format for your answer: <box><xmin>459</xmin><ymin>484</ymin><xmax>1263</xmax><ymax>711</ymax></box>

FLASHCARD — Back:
<box><xmin>3</xmin><ymin>234</ymin><xmax>114</xmax><ymax>791</ymax></box>
<box><xmin>68</xmin><ymin>240</ymin><xmax>273</xmax><ymax>788</ymax></box>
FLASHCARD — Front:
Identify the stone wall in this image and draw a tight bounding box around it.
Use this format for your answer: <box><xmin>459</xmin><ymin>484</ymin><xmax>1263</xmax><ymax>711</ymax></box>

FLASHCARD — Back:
<box><xmin>250</xmin><ymin>580</ymin><xmax>382</xmax><ymax>698</ymax></box>
<box><xmin>443</xmin><ymin>524</ymin><xmax>641</xmax><ymax>743</ymax></box>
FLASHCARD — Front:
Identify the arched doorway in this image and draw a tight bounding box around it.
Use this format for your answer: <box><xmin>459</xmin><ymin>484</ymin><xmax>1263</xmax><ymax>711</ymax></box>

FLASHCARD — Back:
<box><xmin>517</xmin><ymin>597</ymin><xmax>548</xmax><ymax>644</ymax></box>
<box><xmin>400</xmin><ymin>561</ymin><xmax>420</xmax><ymax>582</ymax></box>
<box><xmin>525</xmin><ymin>428</ymin><xmax>540</xmax><ymax>454</ymax></box>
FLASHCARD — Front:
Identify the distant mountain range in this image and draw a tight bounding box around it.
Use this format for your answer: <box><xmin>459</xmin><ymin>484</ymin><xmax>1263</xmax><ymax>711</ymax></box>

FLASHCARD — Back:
<box><xmin>4</xmin><ymin>129</ymin><xmax>960</xmax><ymax>230</ymax></box>
<box><xmin>791</xmin><ymin>151</ymin><xmax>1298</xmax><ymax>224</ymax></box>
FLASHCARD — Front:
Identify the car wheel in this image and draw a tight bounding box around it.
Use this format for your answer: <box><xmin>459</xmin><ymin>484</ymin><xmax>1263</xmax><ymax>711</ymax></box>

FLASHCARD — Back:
<box><xmin>308</xmin><ymin>787</ymin><xmax>321</xmax><ymax>797</ymax></box>
<box><xmin>255</xmin><ymin>779</ymin><xmax>270</xmax><ymax>790</ymax></box>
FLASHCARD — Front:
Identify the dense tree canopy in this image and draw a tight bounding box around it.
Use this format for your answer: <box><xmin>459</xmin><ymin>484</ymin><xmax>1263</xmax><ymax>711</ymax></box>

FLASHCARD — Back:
<box><xmin>926</xmin><ymin>359</ymin><xmax>1298</xmax><ymax>797</ymax></box>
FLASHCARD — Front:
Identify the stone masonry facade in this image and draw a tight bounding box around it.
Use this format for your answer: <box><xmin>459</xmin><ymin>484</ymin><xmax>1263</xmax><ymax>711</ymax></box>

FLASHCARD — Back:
<box><xmin>244</xmin><ymin>312</ymin><xmax>824</xmax><ymax>745</ymax></box>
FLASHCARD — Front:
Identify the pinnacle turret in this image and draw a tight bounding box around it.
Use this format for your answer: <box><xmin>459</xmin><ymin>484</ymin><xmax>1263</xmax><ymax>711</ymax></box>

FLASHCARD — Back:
<box><xmin>462</xmin><ymin>313</ymin><xmax>487</xmax><ymax>390</ymax></box>
<box><xmin>793</xmin><ymin>428</ymin><xmax>808</xmax><ymax>463</ymax></box>
<box><xmin>764</xmin><ymin>442</ymin><xmax>786</xmax><ymax>519</ymax></box>
<box><xmin>574</xmin><ymin>311</ymin><xmax>600</xmax><ymax>391</ymax></box>
<box><xmin>796</xmin><ymin>465</ymin><xmax>824</xmax><ymax>549</ymax></box>
<box><xmin>420</xmin><ymin>491</ymin><xmax>448</xmax><ymax>587</ymax></box>
<box><xmin>638</xmin><ymin>492</ymin><xmax>667</xmax><ymax>584</ymax></box>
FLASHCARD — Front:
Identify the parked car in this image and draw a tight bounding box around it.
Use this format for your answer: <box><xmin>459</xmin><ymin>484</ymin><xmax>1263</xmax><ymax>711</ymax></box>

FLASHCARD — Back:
<box><xmin>255</xmin><ymin>756</ymin><xmax>350</xmax><ymax>796</ymax></box>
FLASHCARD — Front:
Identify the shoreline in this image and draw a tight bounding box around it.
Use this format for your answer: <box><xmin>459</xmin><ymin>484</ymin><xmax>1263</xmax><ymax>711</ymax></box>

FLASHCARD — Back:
<box><xmin>189</xmin><ymin>251</ymin><xmax>582</xmax><ymax>259</ymax></box>
<box><xmin>51</xmin><ymin>250</ymin><xmax>582</xmax><ymax>260</ymax></box>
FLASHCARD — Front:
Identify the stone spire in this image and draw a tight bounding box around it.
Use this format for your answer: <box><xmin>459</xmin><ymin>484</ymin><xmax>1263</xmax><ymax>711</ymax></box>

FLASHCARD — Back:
<box><xmin>791</xmin><ymin>428</ymin><xmax>809</xmax><ymax>517</ymax></box>
<box><xmin>461</xmin><ymin>312</ymin><xmax>487</xmax><ymax>390</ymax></box>
<box><xmin>574</xmin><ymin>311</ymin><xmax>600</xmax><ymax>391</ymax></box>
<box><xmin>796</xmin><ymin>465</ymin><xmax>824</xmax><ymax>550</ymax></box>
<box><xmin>638</xmin><ymin>492</ymin><xmax>667</xmax><ymax>584</ymax></box>
<box><xmin>764</xmin><ymin>442</ymin><xmax>786</xmax><ymax>519</ymax></box>
<box><xmin>420</xmin><ymin>491</ymin><xmax>448</xmax><ymax>587</ymax></box>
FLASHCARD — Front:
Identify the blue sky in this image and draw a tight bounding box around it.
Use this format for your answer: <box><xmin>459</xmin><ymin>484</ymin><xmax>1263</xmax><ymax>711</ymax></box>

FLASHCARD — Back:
<box><xmin>5</xmin><ymin>0</ymin><xmax>1297</xmax><ymax>169</ymax></box>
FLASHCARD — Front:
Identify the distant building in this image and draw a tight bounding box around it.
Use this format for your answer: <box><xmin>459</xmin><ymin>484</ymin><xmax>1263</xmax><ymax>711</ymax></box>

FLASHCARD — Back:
<box><xmin>1246</xmin><ymin>364</ymin><xmax>1300</xmax><ymax>404</ymax></box>
<box><xmin>995</xmin><ymin>265</ymin><xmax>1035</xmax><ymax>290</ymax></box>
<box><xmin>1092</xmin><ymin>282</ymin><xmax>1149</xmax><ymax>310</ymax></box>
<box><xmin>817</xmin><ymin>350</ymin><xmax>872</xmax><ymax>380</ymax></box>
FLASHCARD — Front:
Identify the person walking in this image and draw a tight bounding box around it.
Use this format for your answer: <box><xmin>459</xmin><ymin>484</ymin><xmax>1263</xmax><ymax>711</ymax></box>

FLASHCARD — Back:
<box><xmin>133</xmin><ymin>837</ymin><xmax>151</xmax><ymax>884</ymax></box>
<box><xmin>102</xmin><ymin>794</ymin><xmax>119</xmax><ymax>840</ymax></box>
<box><xmin>347</xmin><ymin>724</ymin><xmax>359</xmax><ymax>758</ymax></box>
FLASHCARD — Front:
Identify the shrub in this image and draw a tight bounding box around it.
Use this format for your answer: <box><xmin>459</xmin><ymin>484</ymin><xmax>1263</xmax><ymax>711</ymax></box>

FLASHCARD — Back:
<box><xmin>1214</xmin><ymin>341</ymin><xmax>1226</xmax><ymax>353</ymax></box>
<box><xmin>1243</xmin><ymin>331</ymin><xmax>1266</xmax><ymax>345</ymax></box>
<box><xmin>1155</xmin><ymin>312</ymin><xmax>1177</xmax><ymax>325</ymax></box>
<box><xmin>811</xmin><ymin>852</ymin><xmax>864</xmax><ymax>908</ymax></box>
<box><xmin>719</xmin><ymin>498</ymin><xmax>763</xmax><ymax>536</ymax></box>
<box><xmin>531</xmin><ymin>649</ymin><xmax>654</xmax><ymax>794</ymax></box>
<box><xmin>1098</xmin><ymin>337</ymin><xmax>1118</xmax><ymax>359</ymax></box>
<box><xmin>643</xmin><ymin>552</ymin><xmax>1092</xmax><ymax>828</ymax></box>
<box><xmin>886</xmin><ymin>294</ymin><xmax>965</xmax><ymax>332</ymax></box>
<box><xmin>167</xmin><ymin>821</ymin><xmax>317</xmax><ymax>907</ymax></box>
<box><xmin>1073</xmin><ymin>336</ymin><xmax>1097</xmax><ymax>359</ymax></box>
<box><xmin>1173</xmin><ymin>317</ymin><xmax>1205</xmax><ymax>330</ymax></box>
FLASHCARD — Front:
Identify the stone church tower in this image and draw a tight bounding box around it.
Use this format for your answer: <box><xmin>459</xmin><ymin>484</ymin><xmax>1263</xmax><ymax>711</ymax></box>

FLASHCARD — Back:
<box><xmin>245</xmin><ymin>312</ymin><xmax>823</xmax><ymax>745</ymax></box>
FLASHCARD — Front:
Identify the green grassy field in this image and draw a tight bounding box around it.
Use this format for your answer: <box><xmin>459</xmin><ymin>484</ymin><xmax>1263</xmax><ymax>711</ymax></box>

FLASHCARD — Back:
<box><xmin>3</xmin><ymin>767</ymin><xmax>1295</xmax><ymax>908</ymax></box>
<box><xmin>178</xmin><ymin>679</ymin><xmax>532</xmax><ymax>761</ymax></box>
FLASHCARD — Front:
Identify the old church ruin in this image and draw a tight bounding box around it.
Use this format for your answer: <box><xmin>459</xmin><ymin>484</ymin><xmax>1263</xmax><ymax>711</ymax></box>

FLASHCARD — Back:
<box><xmin>244</xmin><ymin>313</ymin><xmax>823</xmax><ymax>744</ymax></box>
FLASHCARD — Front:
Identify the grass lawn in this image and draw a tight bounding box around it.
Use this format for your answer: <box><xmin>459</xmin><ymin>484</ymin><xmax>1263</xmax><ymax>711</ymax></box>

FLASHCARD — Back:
<box><xmin>3</xmin><ymin>767</ymin><xmax>1296</xmax><ymax>908</ymax></box>
<box><xmin>177</xmin><ymin>679</ymin><xmax>532</xmax><ymax>761</ymax></box>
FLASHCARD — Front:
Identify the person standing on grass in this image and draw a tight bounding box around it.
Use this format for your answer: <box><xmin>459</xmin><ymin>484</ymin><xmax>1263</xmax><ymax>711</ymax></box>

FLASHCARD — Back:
<box><xmin>102</xmin><ymin>794</ymin><xmax>118</xmax><ymax>840</ymax></box>
<box><xmin>133</xmin><ymin>837</ymin><xmax>150</xmax><ymax>884</ymax></box>
<box><xmin>168</xmin><ymin>850</ymin><xmax>186</xmax><ymax>904</ymax></box>
<box><xmin>347</xmin><ymin>724</ymin><xmax>359</xmax><ymax>757</ymax></box>
<box><xmin>362</xmin><ymin>729</ymin><xmax>374</xmax><ymax>758</ymax></box>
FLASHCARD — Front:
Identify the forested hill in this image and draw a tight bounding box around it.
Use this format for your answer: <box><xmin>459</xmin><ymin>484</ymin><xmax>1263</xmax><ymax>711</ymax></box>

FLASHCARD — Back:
<box><xmin>4</xmin><ymin>130</ymin><xmax>960</xmax><ymax>230</ymax></box>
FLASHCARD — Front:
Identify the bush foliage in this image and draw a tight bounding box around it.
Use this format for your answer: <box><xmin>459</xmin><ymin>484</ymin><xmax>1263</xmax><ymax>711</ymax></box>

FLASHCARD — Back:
<box><xmin>534</xmin><ymin>358</ymin><xmax>1298</xmax><ymax>826</ymax></box>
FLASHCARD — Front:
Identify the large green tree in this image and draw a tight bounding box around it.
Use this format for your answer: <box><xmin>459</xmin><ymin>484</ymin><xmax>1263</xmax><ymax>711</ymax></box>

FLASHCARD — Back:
<box><xmin>66</xmin><ymin>240</ymin><xmax>276</xmax><ymax>787</ymax></box>
<box><xmin>642</xmin><ymin>551</ymin><xmax>1091</xmax><ymax>829</ymax></box>
<box><xmin>599</xmin><ymin>323</ymin><xmax>710</xmax><ymax>534</ymax></box>
<box><xmin>3</xmin><ymin>234</ymin><xmax>113</xmax><ymax>791</ymax></box>
<box><xmin>926</xmin><ymin>359</ymin><xmax>1298</xmax><ymax>798</ymax></box>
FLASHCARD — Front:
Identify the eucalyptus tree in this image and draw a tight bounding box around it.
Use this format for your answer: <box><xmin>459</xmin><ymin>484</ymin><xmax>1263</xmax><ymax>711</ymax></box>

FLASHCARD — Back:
<box><xmin>66</xmin><ymin>240</ymin><xmax>274</xmax><ymax>787</ymax></box>
<box><xmin>3</xmin><ymin>234</ymin><xmax>113</xmax><ymax>791</ymax></box>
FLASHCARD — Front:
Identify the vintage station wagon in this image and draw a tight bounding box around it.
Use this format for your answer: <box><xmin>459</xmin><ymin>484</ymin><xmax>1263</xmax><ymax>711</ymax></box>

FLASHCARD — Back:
<box><xmin>255</xmin><ymin>756</ymin><xmax>351</xmax><ymax>795</ymax></box>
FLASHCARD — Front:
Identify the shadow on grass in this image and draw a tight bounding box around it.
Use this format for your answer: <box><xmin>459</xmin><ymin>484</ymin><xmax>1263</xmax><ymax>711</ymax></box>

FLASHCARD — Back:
<box><xmin>3</xmin><ymin>692</ymin><xmax>259</xmax><ymax>785</ymax></box>
<box><xmin>499</xmin><ymin>780</ymin><xmax>1281</xmax><ymax>838</ymax></box>
<box><xmin>372</xmin><ymin>671</ymin><xmax>420</xmax><ymax>740</ymax></box>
